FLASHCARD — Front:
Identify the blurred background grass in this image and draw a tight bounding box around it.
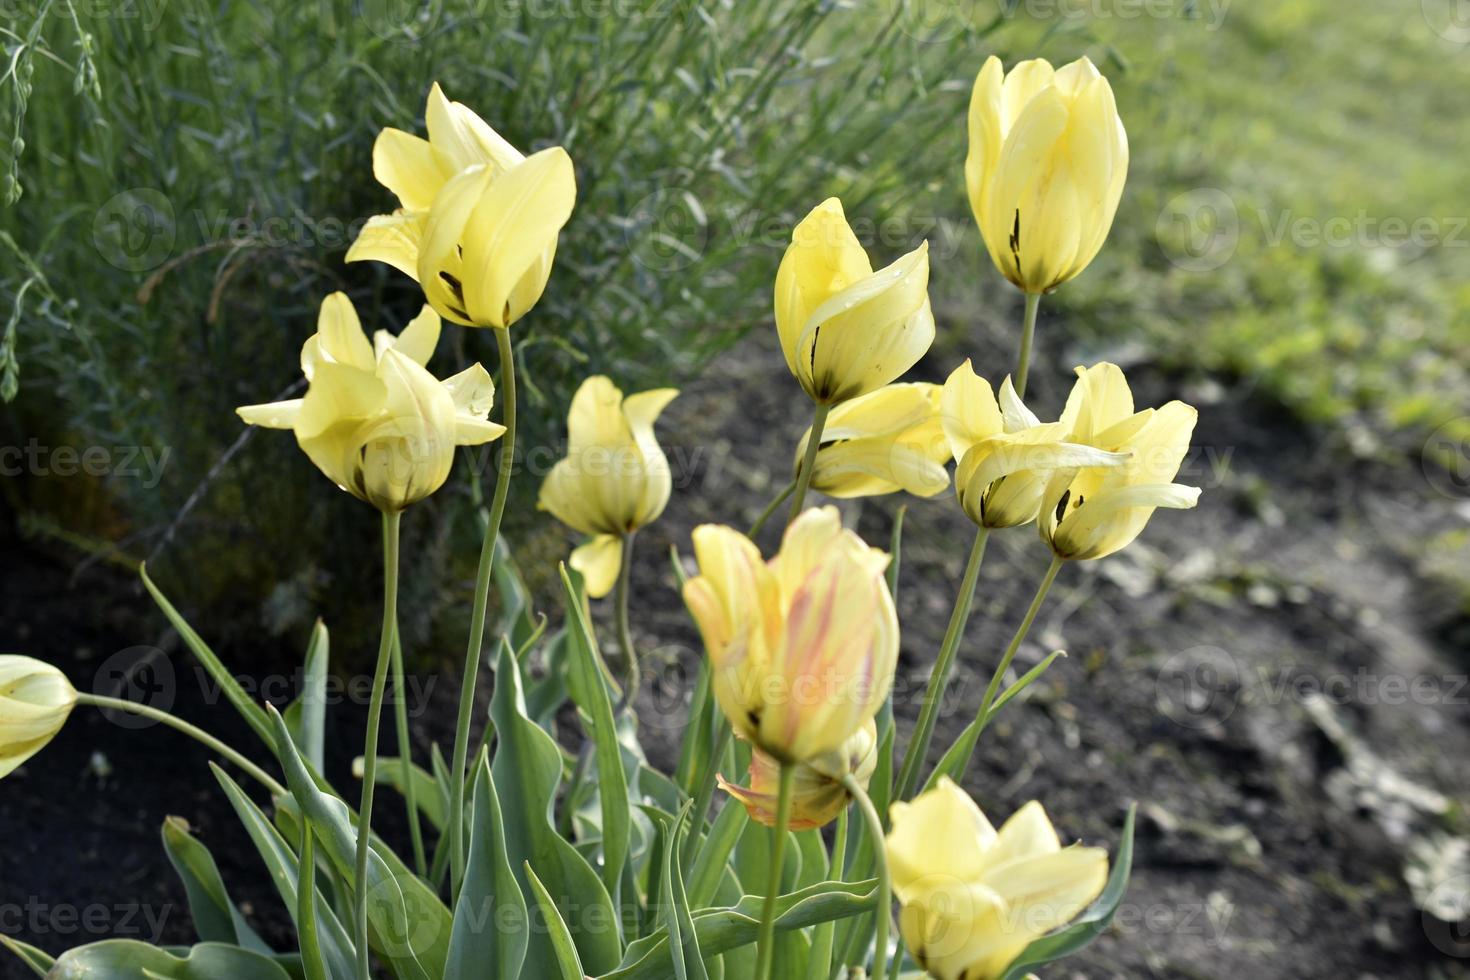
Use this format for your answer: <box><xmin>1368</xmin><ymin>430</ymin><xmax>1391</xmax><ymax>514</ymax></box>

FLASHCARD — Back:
<box><xmin>2</xmin><ymin>0</ymin><xmax>1467</xmax><ymax>650</ymax></box>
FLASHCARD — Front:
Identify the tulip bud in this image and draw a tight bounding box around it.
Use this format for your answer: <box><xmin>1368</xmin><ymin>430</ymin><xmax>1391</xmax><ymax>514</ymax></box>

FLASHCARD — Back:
<box><xmin>0</xmin><ymin>656</ymin><xmax>77</xmax><ymax>779</ymax></box>
<box><xmin>887</xmin><ymin>778</ymin><xmax>1108</xmax><ymax>980</ymax></box>
<box><xmin>966</xmin><ymin>56</ymin><xmax>1128</xmax><ymax>294</ymax></box>
<box><xmin>775</xmin><ymin>198</ymin><xmax>935</xmax><ymax>405</ymax></box>
<box><xmin>1039</xmin><ymin>362</ymin><xmax>1201</xmax><ymax>561</ymax></box>
<box><xmin>538</xmin><ymin>376</ymin><xmax>678</xmax><ymax>598</ymax></box>
<box><xmin>682</xmin><ymin>506</ymin><xmax>898</xmax><ymax>764</ymax></box>
<box><xmin>347</xmin><ymin>83</ymin><xmax>576</xmax><ymax>329</ymax></box>
<box><xmin>237</xmin><ymin>292</ymin><xmax>505</xmax><ymax>512</ymax></box>
<box><xmin>792</xmin><ymin>383</ymin><xmax>951</xmax><ymax>500</ymax></box>
<box><xmin>719</xmin><ymin>719</ymin><xmax>877</xmax><ymax>831</ymax></box>
<box><xmin>940</xmin><ymin>359</ymin><xmax>1128</xmax><ymax>529</ymax></box>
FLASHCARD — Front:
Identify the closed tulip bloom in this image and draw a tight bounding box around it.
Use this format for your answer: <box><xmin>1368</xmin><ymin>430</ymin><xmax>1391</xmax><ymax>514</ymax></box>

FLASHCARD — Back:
<box><xmin>775</xmin><ymin>198</ymin><xmax>935</xmax><ymax>405</ymax></box>
<box><xmin>0</xmin><ymin>656</ymin><xmax>77</xmax><ymax>779</ymax></box>
<box><xmin>237</xmin><ymin>292</ymin><xmax>505</xmax><ymax>512</ymax></box>
<box><xmin>1039</xmin><ymin>362</ymin><xmax>1200</xmax><ymax>561</ymax></box>
<box><xmin>347</xmin><ymin>83</ymin><xmax>576</xmax><ymax>328</ymax></box>
<box><xmin>966</xmin><ymin>56</ymin><xmax>1128</xmax><ymax>294</ymax></box>
<box><xmin>887</xmin><ymin>778</ymin><xmax>1108</xmax><ymax>980</ymax></box>
<box><xmin>719</xmin><ymin>718</ymin><xmax>877</xmax><ymax>831</ymax></box>
<box><xmin>538</xmin><ymin>376</ymin><xmax>678</xmax><ymax>598</ymax></box>
<box><xmin>792</xmin><ymin>383</ymin><xmax>951</xmax><ymax>499</ymax></box>
<box><xmin>941</xmin><ymin>359</ymin><xmax>1127</xmax><ymax>528</ymax></box>
<box><xmin>683</xmin><ymin>506</ymin><xmax>898</xmax><ymax>763</ymax></box>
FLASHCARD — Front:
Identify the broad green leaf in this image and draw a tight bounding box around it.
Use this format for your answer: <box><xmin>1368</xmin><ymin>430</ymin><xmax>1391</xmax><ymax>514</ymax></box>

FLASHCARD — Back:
<box><xmin>447</xmin><ymin>755</ymin><xmax>529</xmax><ymax>978</ymax></box>
<box><xmin>46</xmin><ymin>941</ymin><xmax>290</xmax><ymax>979</ymax></box>
<box><xmin>653</xmin><ymin>807</ymin><xmax>708</xmax><ymax>980</ymax></box>
<box><xmin>688</xmin><ymin>799</ymin><xmax>747</xmax><ymax>909</ymax></box>
<box><xmin>161</xmin><ymin>816</ymin><xmax>270</xmax><ymax>952</ymax></box>
<box><xmin>794</xmin><ymin>830</ymin><xmax>829</xmax><ymax>891</ymax></box>
<box><xmin>526</xmin><ymin>864</ymin><xmax>586</xmax><ymax>980</ymax></box>
<box><xmin>284</xmin><ymin>619</ymin><xmax>329</xmax><ymax>773</ymax></box>
<box><xmin>351</xmin><ymin>755</ymin><xmax>447</xmax><ymax>831</ymax></box>
<box><xmin>998</xmin><ymin>805</ymin><xmax>1137</xmax><ymax>980</ymax></box>
<box><xmin>0</xmin><ymin>935</ymin><xmax>52</xmax><ymax>977</ymax></box>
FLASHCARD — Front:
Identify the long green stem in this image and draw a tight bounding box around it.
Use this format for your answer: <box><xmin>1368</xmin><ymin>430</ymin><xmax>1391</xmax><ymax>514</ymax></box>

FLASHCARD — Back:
<box><xmin>753</xmin><ymin>763</ymin><xmax>796</xmax><ymax>980</ymax></box>
<box><xmin>894</xmin><ymin>526</ymin><xmax>989</xmax><ymax>801</ymax></box>
<box><xmin>787</xmin><ymin>402</ymin><xmax>831</xmax><ymax>524</ymax></box>
<box><xmin>389</xmin><ymin>628</ymin><xmax>426</xmax><ymax>876</ymax></box>
<box><xmin>448</xmin><ymin>325</ymin><xmax>517</xmax><ymax>900</ymax></box>
<box><xmin>747</xmin><ymin>480</ymin><xmax>795</xmax><ymax>537</ymax></box>
<box><xmin>1014</xmin><ymin>291</ymin><xmax>1041</xmax><ymax>399</ymax></box>
<box><xmin>975</xmin><ymin>557</ymin><xmax>1063</xmax><ymax>734</ymax></box>
<box><xmin>613</xmin><ymin>530</ymin><xmax>639</xmax><ymax>713</ymax></box>
<box><xmin>843</xmin><ymin>774</ymin><xmax>890</xmax><ymax>980</ymax></box>
<box><xmin>75</xmin><ymin>693</ymin><xmax>286</xmax><ymax>797</ymax></box>
<box><xmin>354</xmin><ymin>509</ymin><xmax>401</xmax><ymax>980</ymax></box>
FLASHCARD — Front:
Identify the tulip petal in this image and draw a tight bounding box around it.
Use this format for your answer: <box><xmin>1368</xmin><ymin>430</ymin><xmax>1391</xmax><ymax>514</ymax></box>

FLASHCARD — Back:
<box><xmin>571</xmin><ymin>534</ymin><xmax>623</xmax><ymax>599</ymax></box>
<box><xmin>373</xmin><ymin>127</ymin><xmax>451</xmax><ymax>211</ymax></box>
<box><xmin>417</xmin><ymin>166</ymin><xmax>494</xmax><ymax>325</ymax></box>
<box><xmin>346</xmin><ymin>212</ymin><xmax>427</xmax><ymax>282</ymax></box>
<box><xmin>237</xmin><ymin>398</ymin><xmax>303</xmax><ymax>430</ymax></box>
<box><xmin>314</xmin><ymin>292</ymin><xmax>375</xmax><ymax>372</ymax></box>
<box><xmin>983</xmin><ymin>87</ymin><xmax>1069</xmax><ymax>289</ymax></box>
<box><xmin>425</xmin><ymin>82</ymin><xmax>524</xmax><ymax>176</ymax></box>
<box><xmin>964</xmin><ymin>56</ymin><xmax>1005</xmax><ymax>232</ymax></box>
<box><xmin>888</xmin><ymin>777</ymin><xmax>995</xmax><ymax>896</ymax></box>
<box><xmin>393</xmin><ymin>305</ymin><xmax>442</xmax><ymax>366</ymax></box>
<box><xmin>940</xmin><ymin>359</ymin><xmax>1005</xmax><ymax>460</ymax></box>
<box><xmin>774</xmin><ymin>198</ymin><xmax>873</xmax><ymax>386</ymax></box>
<box><xmin>1061</xmin><ymin>362</ymin><xmax>1135</xmax><ymax>440</ymax></box>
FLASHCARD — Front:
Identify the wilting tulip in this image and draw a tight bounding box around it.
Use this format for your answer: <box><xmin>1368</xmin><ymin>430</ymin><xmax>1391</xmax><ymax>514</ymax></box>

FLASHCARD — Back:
<box><xmin>1039</xmin><ymin>362</ymin><xmax>1200</xmax><ymax>561</ymax></box>
<box><xmin>887</xmin><ymin>778</ymin><xmax>1108</xmax><ymax>980</ymax></box>
<box><xmin>237</xmin><ymin>292</ymin><xmax>504</xmax><ymax>512</ymax></box>
<box><xmin>940</xmin><ymin>359</ymin><xmax>1127</xmax><ymax>528</ymax></box>
<box><xmin>347</xmin><ymin>83</ymin><xmax>576</xmax><ymax>329</ymax></box>
<box><xmin>719</xmin><ymin>719</ymin><xmax>877</xmax><ymax>831</ymax></box>
<box><xmin>0</xmin><ymin>656</ymin><xmax>77</xmax><ymax>779</ymax></box>
<box><xmin>775</xmin><ymin>198</ymin><xmax>934</xmax><ymax>405</ymax></box>
<box><xmin>966</xmin><ymin>56</ymin><xmax>1128</xmax><ymax>294</ymax></box>
<box><xmin>683</xmin><ymin>506</ymin><xmax>897</xmax><ymax>763</ymax></box>
<box><xmin>538</xmin><ymin>376</ymin><xmax>678</xmax><ymax>598</ymax></box>
<box><xmin>792</xmin><ymin>383</ymin><xmax>951</xmax><ymax>499</ymax></box>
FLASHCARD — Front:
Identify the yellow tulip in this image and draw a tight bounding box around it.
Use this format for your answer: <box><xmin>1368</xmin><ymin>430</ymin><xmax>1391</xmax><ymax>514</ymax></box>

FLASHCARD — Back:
<box><xmin>538</xmin><ymin>376</ymin><xmax>678</xmax><ymax>598</ymax></box>
<box><xmin>940</xmin><ymin>359</ymin><xmax>1128</xmax><ymax>528</ymax></box>
<box><xmin>237</xmin><ymin>292</ymin><xmax>505</xmax><ymax>512</ymax></box>
<box><xmin>347</xmin><ymin>83</ymin><xmax>576</xmax><ymax>329</ymax></box>
<box><xmin>1038</xmin><ymin>362</ymin><xmax>1200</xmax><ymax>560</ymax></box>
<box><xmin>887</xmin><ymin>778</ymin><xmax>1108</xmax><ymax>980</ymax></box>
<box><xmin>966</xmin><ymin>56</ymin><xmax>1128</xmax><ymax>294</ymax></box>
<box><xmin>0</xmin><ymin>656</ymin><xmax>77</xmax><ymax>779</ymax></box>
<box><xmin>792</xmin><ymin>383</ymin><xmax>951</xmax><ymax>499</ymax></box>
<box><xmin>775</xmin><ymin>198</ymin><xmax>935</xmax><ymax>405</ymax></box>
<box><xmin>718</xmin><ymin>718</ymin><xmax>877</xmax><ymax>831</ymax></box>
<box><xmin>682</xmin><ymin>506</ymin><xmax>898</xmax><ymax>764</ymax></box>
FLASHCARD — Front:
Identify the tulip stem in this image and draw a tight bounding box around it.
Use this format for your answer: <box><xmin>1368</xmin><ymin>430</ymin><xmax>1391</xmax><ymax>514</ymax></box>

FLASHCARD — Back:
<box><xmin>388</xmin><ymin>627</ymin><xmax>427</xmax><ymax>877</ymax></box>
<box><xmin>1015</xmin><ymin>291</ymin><xmax>1042</xmax><ymax>399</ymax></box>
<box><xmin>754</xmin><ymin>763</ymin><xmax>796</xmax><ymax>980</ymax></box>
<box><xmin>448</xmin><ymin>325</ymin><xmax>517</xmax><ymax>901</ymax></box>
<box><xmin>354</xmin><ymin>509</ymin><xmax>401</xmax><ymax>980</ymax></box>
<box><xmin>74</xmin><ymin>693</ymin><xmax>286</xmax><ymax>797</ymax></box>
<box><xmin>967</xmin><ymin>556</ymin><xmax>1063</xmax><ymax>761</ymax></box>
<box><xmin>842</xmin><ymin>773</ymin><xmax>890</xmax><ymax>980</ymax></box>
<box><xmin>787</xmin><ymin>402</ymin><xmax>831</xmax><ymax>525</ymax></box>
<box><xmin>747</xmin><ymin>480</ymin><xmax>795</xmax><ymax>537</ymax></box>
<box><xmin>614</xmin><ymin>530</ymin><xmax>639</xmax><ymax>713</ymax></box>
<box><xmin>894</xmin><ymin>525</ymin><xmax>989</xmax><ymax>801</ymax></box>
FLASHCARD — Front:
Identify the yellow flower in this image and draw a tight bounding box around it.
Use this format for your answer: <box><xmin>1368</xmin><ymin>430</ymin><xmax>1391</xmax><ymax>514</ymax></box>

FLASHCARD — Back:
<box><xmin>792</xmin><ymin>383</ymin><xmax>951</xmax><ymax>499</ymax></box>
<box><xmin>0</xmin><ymin>656</ymin><xmax>77</xmax><ymax>779</ymax></box>
<box><xmin>346</xmin><ymin>83</ymin><xmax>576</xmax><ymax>328</ymax></box>
<box><xmin>887</xmin><ymin>778</ymin><xmax>1108</xmax><ymax>980</ymax></box>
<box><xmin>682</xmin><ymin>506</ymin><xmax>898</xmax><ymax>763</ymax></box>
<box><xmin>1038</xmin><ymin>362</ymin><xmax>1200</xmax><ymax>560</ymax></box>
<box><xmin>775</xmin><ymin>198</ymin><xmax>934</xmax><ymax>405</ymax></box>
<box><xmin>237</xmin><ymin>292</ymin><xmax>504</xmax><ymax>512</ymax></box>
<box><xmin>718</xmin><ymin>719</ymin><xmax>877</xmax><ymax>831</ymax></box>
<box><xmin>966</xmin><ymin>56</ymin><xmax>1128</xmax><ymax>294</ymax></box>
<box><xmin>940</xmin><ymin>359</ymin><xmax>1128</xmax><ymax>528</ymax></box>
<box><xmin>538</xmin><ymin>376</ymin><xmax>678</xmax><ymax>598</ymax></box>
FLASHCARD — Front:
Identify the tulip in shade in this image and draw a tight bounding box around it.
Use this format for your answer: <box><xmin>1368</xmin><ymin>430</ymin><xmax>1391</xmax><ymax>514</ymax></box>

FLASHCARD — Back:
<box><xmin>792</xmin><ymin>382</ymin><xmax>951</xmax><ymax>499</ymax></box>
<box><xmin>719</xmin><ymin>719</ymin><xmax>877</xmax><ymax>831</ymax></box>
<box><xmin>538</xmin><ymin>376</ymin><xmax>679</xmax><ymax>598</ymax></box>
<box><xmin>887</xmin><ymin>777</ymin><xmax>1108</xmax><ymax>980</ymax></box>
<box><xmin>966</xmin><ymin>56</ymin><xmax>1129</xmax><ymax>294</ymax></box>
<box><xmin>237</xmin><ymin>292</ymin><xmax>505</xmax><ymax>512</ymax></box>
<box><xmin>0</xmin><ymin>656</ymin><xmax>77</xmax><ymax>779</ymax></box>
<box><xmin>775</xmin><ymin>198</ymin><xmax>935</xmax><ymax>405</ymax></box>
<box><xmin>682</xmin><ymin>506</ymin><xmax>898</xmax><ymax>763</ymax></box>
<box><xmin>1039</xmin><ymin>362</ymin><xmax>1201</xmax><ymax>561</ymax></box>
<box><xmin>347</xmin><ymin>83</ymin><xmax>576</xmax><ymax>329</ymax></box>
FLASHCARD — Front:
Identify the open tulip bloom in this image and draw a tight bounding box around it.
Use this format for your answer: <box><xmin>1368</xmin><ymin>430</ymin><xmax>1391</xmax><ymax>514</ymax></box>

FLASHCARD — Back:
<box><xmin>719</xmin><ymin>718</ymin><xmax>877</xmax><ymax>831</ymax></box>
<box><xmin>793</xmin><ymin>382</ymin><xmax>952</xmax><ymax>499</ymax></box>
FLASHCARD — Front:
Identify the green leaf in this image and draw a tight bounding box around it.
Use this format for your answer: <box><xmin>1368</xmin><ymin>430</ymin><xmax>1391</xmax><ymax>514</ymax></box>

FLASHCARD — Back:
<box><xmin>998</xmin><ymin>804</ymin><xmax>1138</xmax><ymax>980</ymax></box>
<box><xmin>0</xmin><ymin>935</ymin><xmax>53</xmax><ymax>977</ymax></box>
<box><xmin>688</xmin><ymin>796</ymin><xmax>747</xmax><ymax>910</ymax></box>
<box><xmin>493</xmin><ymin>534</ymin><xmax>541</xmax><ymax>654</ymax></box>
<box><xmin>296</xmin><ymin>823</ymin><xmax>330</xmax><ymax>980</ymax></box>
<box><xmin>886</xmin><ymin>504</ymin><xmax>906</xmax><ymax>600</ymax></box>
<box><xmin>161</xmin><ymin>815</ymin><xmax>270</xmax><ymax>952</ymax></box>
<box><xmin>46</xmin><ymin>941</ymin><xmax>291</xmax><ymax>979</ymax></box>
<box><xmin>655</xmin><ymin>807</ymin><xmax>708</xmax><ymax>980</ymax></box>
<box><xmin>284</xmin><ymin>620</ymin><xmax>329</xmax><ymax>773</ymax></box>
<box><xmin>351</xmin><ymin>755</ymin><xmax>447</xmax><ymax>831</ymax></box>
<box><xmin>526</xmin><ymin>864</ymin><xmax>587</xmax><ymax>980</ymax></box>
<box><xmin>447</xmin><ymin>754</ymin><xmax>529</xmax><ymax>979</ymax></box>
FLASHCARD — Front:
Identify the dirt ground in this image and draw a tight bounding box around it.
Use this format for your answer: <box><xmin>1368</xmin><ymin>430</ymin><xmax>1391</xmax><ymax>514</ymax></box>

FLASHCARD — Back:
<box><xmin>3</xmin><ymin>320</ymin><xmax>1470</xmax><ymax>978</ymax></box>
